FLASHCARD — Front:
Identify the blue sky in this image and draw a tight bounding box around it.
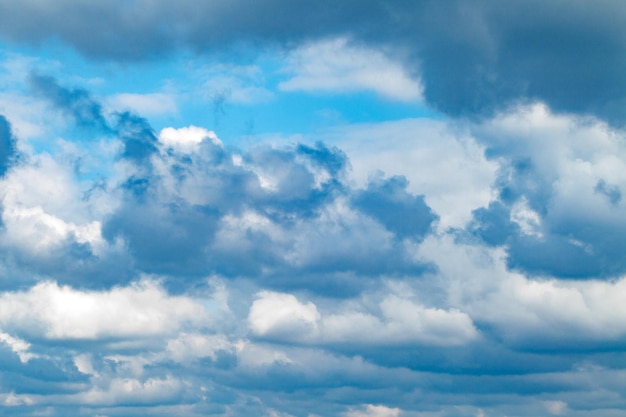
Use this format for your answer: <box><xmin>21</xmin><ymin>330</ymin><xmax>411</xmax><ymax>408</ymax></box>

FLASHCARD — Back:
<box><xmin>0</xmin><ymin>1</ymin><xmax>625</xmax><ymax>416</ymax></box>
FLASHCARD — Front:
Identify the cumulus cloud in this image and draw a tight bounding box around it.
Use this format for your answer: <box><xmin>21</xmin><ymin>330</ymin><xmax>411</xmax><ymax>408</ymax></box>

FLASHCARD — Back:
<box><xmin>468</xmin><ymin>103</ymin><xmax>626</xmax><ymax>278</ymax></box>
<box><xmin>0</xmin><ymin>280</ymin><xmax>208</xmax><ymax>339</ymax></box>
<box><xmin>249</xmin><ymin>290</ymin><xmax>478</xmax><ymax>346</ymax></box>
<box><xmin>321</xmin><ymin>118</ymin><xmax>497</xmax><ymax>229</ymax></box>
<box><xmin>101</xmin><ymin>114</ymin><xmax>435</xmax><ymax>285</ymax></box>
<box><xmin>418</xmin><ymin>235</ymin><xmax>626</xmax><ymax>348</ymax></box>
<box><xmin>158</xmin><ymin>125</ymin><xmax>222</xmax><ymax>152</ymax></box>
<box><xmin>249</xmin><ymin>291</ymin><xmax>320</xmax><ymax>339</ymax></box>
<box><xmin>0</xmin><ymin>25</ymin><xmax>625</xmax><ymax>414</ymax></box>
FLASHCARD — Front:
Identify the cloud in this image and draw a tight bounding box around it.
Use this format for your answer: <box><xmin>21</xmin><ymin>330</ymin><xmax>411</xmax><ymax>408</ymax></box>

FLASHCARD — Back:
<box><xmin>249</xmin><ymin>291</ymin><xmax>320</xmax><ymax>339</ymax></box>
<box><xmin>199</xmin><ymin>64</ymin><xmax>274</xmax><ymax>105</ymax></box>
<box><xmin>2</xmin><ymin>2</ymin><xmax>626</xmax><ymax>123</ymax></box>
<box><xmin>344</xmin><ymin>404</ymin><xmax>401</xmax><ymax>417</ymax></box>
<box><xmin>158</xmin><ymin>125</ymin><xmax>222</xmax><ymax>152</ymax></box>
<box><xmin>106</xmin><ymin>93</ymin><xmax>178</xmax><ymax>117</ymax></box>
<box><xmin>1</xmin><ymin>64</ymin><xmax>626</xmax><ymax>416</ymax></box>
<box><xmin>28</xmin><ymin>73</ymin><xmax>110</xmax><ymax>131</ymax></box>
<box><xmin>321</xmin><ymin>118</ymin><xmax>497</xmax><ymax>229</ymax></box>
<box><xmin>0</xmin><ymin>115</ymin><xmax>17</xmax><ymax>177</ymax></box>
<box><xmin>467</xmin><ymin>103</ymin><xmax>626</xmax><ymax>278</ymax></box>
<box><xmin>0</xmin><ymin>280</ymin><xmax>208</xmax><ymax>339</ymax></box>
<box><xmin>101</xmin><ymin>120</ymin><xmax>434</xmax><ymax>286</ymax></box>
<box><xmin>279</xmin><ymin>37</ymin><xmax>422</xmax><ymax>101</ymax></box>
<box><xmin>166</xmin><ymin>333</ymin><xmax>235</xmax><ymax>364</ymax></box>
<box><xmin>352</xmin><ymin>175</ymin><xmax>437</xmax><ymax>240</ymax></box>
<box><xmin>543</xmin><ymin>400</ymin><xmax>567</xmax><ymax>415</ymax></box>
<box><xmin>0</xmin><ymin>332</ymin><xmax>36</xmax><ymax>363</ymax></box>
<box><xmin>418</xmin><ymin>234</ymin><xmax>626</xmax><ymax>349</ymax></box>
<box><xmin>249</xmin><ymin>290</ymin><xmax>478</xmax><ymax>346</ymax></box>
<box><xmin>70</xmin><ymin>376</ymin><xmax>185</xmax><ymax>406</ymax></box>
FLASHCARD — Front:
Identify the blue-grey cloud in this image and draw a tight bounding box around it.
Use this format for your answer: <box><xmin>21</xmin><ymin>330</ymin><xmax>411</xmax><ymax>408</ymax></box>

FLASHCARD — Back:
<box><xmin>0</xmin><ymin>115</ymin><xmax>17</xmax><ymax>177</ymax></box>
<box><xmin>103</xmin><ymin>136</ymin><xmax>433</xmax><ymax>291</ymax></box>
<box><xmin>28</xmin><ymin>73</ymin><xmax>110</xmax><ymax>132</ymax></box>
<box><xmin>469</xmin><ymin>167</ymin><xmax>626</xmax><ymax>279</ymax></box>
<box><xmin>353</xmin><ymin>175</ymin><xmax>437</xmax><ymax>240</ymax></box>
<box><xmin>0</xmin><ymin>38</ymin><xmax>625</xmax><ymax>416</ymax></box>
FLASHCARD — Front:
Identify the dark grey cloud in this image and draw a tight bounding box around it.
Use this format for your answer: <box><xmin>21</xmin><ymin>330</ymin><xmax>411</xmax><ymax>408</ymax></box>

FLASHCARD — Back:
<box><xmin>4</xmin><ymin>1</ymin><xmax>626</xmax><ymax>123</ymax></box>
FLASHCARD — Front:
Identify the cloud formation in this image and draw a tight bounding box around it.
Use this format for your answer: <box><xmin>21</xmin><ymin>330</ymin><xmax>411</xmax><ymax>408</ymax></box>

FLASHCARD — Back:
<box><xmin>2</xmin><ymin>1</ymin><xmax>626</xmax><ymax>123</ymax></box>
<box><xmin>0</xmin><ymin>3</ymin><xmax>625</xmax><ymax>416</ymax></box>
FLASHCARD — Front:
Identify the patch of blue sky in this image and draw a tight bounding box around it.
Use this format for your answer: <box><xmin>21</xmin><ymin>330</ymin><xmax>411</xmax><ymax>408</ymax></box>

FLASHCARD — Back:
<box><xmin>180</xmin><ymin>91</ymin><xmax>439</xmax><ymax>145</ymax></box>
<box><xmin>2</xmin><ymin>40</ymin><xmax>438</xmax><ymax>150</ymax></box>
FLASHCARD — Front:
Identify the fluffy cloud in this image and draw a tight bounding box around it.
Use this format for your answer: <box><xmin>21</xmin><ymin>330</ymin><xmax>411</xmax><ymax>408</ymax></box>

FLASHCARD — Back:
<box><xmin>158</xmin><ymin>125</ymin><xmax>222</xmax><ymax>151</ymax></box>
<box><xmin>469</xmin><ymin>103</ymin><xmax>626</xmax><ymax>278</ymax></box>
<box><xmin>0</xmin><ymin>27</ymin><xmax>625</xmax><ymax>414</ymax></box>
<box><xmin>249</xmin><ymin>291</ymin><xmax>320</xmax><ymax>339</ymax></box>
<box><xmin>322</xmin><ymin>118</ymin><xmax>497</xmax><ymax>229</ymax></box>
<box><xmin>0</xmin><ymin>280</ymin><xmax>208</xmax><ymax>339</ymax></box>
<box><xmin>249</xmin><ymin>290</ymin><xmax>478</xmax><ymax>346</ymax></box>
<box><xmin>70</xmin><ymin>376</ymin><xmax>186</xmax><ymax>406</ymax></box>
<box><xmin>418</xmin><ymin>234</ymin><xmax>626</xmax><ymax>348</ymax></box>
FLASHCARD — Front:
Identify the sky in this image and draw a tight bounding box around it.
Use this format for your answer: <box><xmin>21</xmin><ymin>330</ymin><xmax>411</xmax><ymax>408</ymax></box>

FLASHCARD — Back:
<box><xmin>0</xmin><ymin>1</ymin><xmax>625</xmax><ymax>416</ymax></box>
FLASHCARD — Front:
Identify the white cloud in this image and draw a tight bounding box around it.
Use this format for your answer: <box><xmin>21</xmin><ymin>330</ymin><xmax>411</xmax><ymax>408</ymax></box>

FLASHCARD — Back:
<box><xmin>1</xmin><ymin>204</ymin><xmax>103</xmax><ymax>253</ymax></box>
<box><xmin>199</xmin><ymin>64</ymin><xmax>273</xmax><ymax>104</ymax></box>
<box><xmin>249</xmin><ymin>291</ymin><xmax>320</xmax><ymax>339</ymax></box>
<box><xmin>417</xmin><ymin>235</ymin><xmax>626</xmax><ymax>345</ymax></box>
<box><xmin>344</xmin><ymin>404</ymin><xmax>401</xmax><ymax>417</ymax></box>
<box><xmin>320</xmin><ymin>118</ymin><xmax>497</xmax><ymax>229</ymax></box>
<box><xmin>74</xmin><ymin>354</ymin><xmax>98</xmax><ymax>376</ymax></box>
<box><xmin>106</xmin><ymin>92</ymin><xmax>177</xmax><ymax>116</ymax></box>
<box><xmin>166</xmin><ymin>333</ymin><xmax>235</xmax><ymax>364</ymax></box>
<box><xmin>324</xmin><ymin>296</ymin><xmax>478</xmax><ymax>346</ymax></box>
<box><xmin>267</xmin><ymin>408</ymin><xmax>296</xmax><ymax>417</ymax></box>
<box><xmin>248</xmin><ymin>290</ymin><xmax>478</xmax><ymax>346</ymax></box>
<box><xmin>1</xmin><ymin>391</ymin><xmax>35</xmax><ymax>406</ymax></box>
<box><xmin>234</xmin><ymin>340</ymin><xmax>293</xmax><ymax>368</ymax></box>
<box><xmin>0</xmin><ymin>332</ymin><xmax>37</xmax><ymax>363</ymax></box>
<box><xmin>0</xmin><ymin>280</ymin><xmax>209</xmax><ymax>340</ymax></box>
<box><xmin>543</xmin><ymin>400</ymin><xmax>567</xmax><ymax>415</ymax></box>
<box><xmin>71</xmin><ymin>376</ymin><xmax>184</xmax><ymax>406</ymax></box>
<box><xmin>474</xmin><ymin>102</ymin><xmax>626</xmax><ymax>228</ymax></box>
<box><xmin>0</xmin><ymin>153</ymin><xmax>110</xmax><ymax>255</ymax></box>
<box><xmin>158</xmin><ymin>125</ymin><xmax>222</xmax><ymax>151</ymax></box>
<box><xmin>279</xmin><ymin>37</ymin><xmax>422</xmax><ymax>101</ymax></box>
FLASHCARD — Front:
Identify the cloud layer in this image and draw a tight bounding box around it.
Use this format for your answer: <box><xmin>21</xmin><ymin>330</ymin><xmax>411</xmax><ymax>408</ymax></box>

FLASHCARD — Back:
<box><xmin>3</xmin><ymin>1</ymin><xmax>626</xmax><ymax>123</ymax></box>
<box><xmin>0</xmin><ymin>3</ymin><xmax>625</xmax><ymax>417</ymax></box>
